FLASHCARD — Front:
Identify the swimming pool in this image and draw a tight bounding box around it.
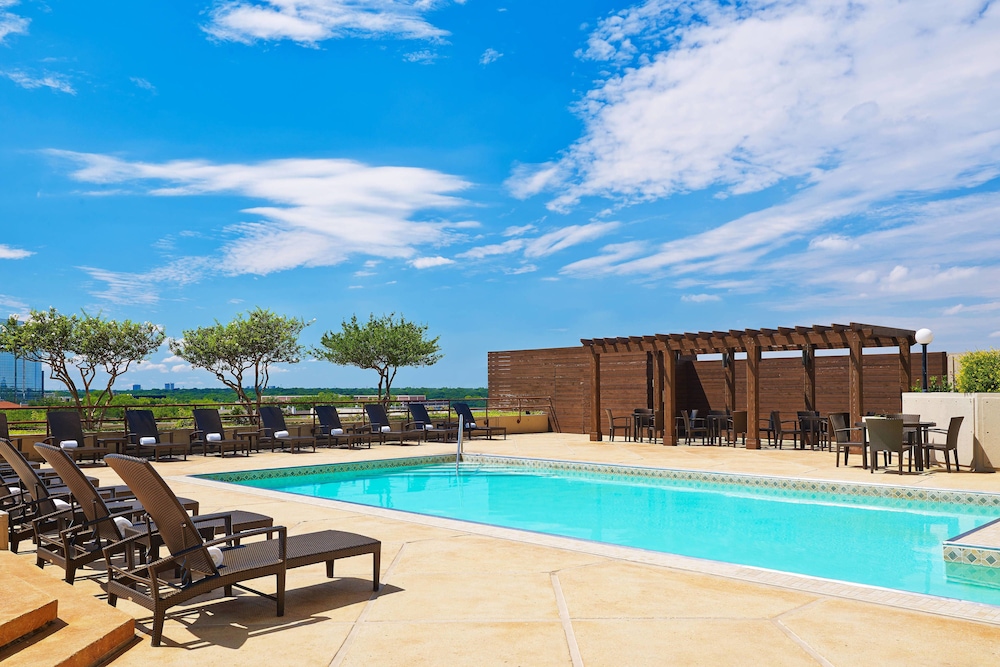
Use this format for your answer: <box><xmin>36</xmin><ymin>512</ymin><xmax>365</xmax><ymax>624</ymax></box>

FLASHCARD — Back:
<box><xmin>202</xmin><ymin>455</ymin><xmax>1000</xmax><ymax>606</ymax></box>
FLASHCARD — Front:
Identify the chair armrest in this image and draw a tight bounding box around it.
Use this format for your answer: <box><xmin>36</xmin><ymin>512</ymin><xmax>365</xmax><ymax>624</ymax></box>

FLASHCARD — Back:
<box><xmin>189</xmin><ymin>429</ymin><xmax>204</xmax><ymax>443</ymax></box>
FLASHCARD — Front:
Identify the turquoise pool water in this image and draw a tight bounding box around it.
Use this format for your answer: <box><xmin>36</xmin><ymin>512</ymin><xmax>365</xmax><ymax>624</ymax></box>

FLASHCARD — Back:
<box><xmin>213</xmin><ymin>460</ymin><xmax>1000</xmax><ymax>605</ymax></box>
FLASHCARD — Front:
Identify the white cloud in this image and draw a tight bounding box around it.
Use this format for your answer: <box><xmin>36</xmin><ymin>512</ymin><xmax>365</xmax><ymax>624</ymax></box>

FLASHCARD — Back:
<box><xmin>410</xmin><ymin>255</ymin><xmax>454</xmax><ymax>268</ymax></box>
<box><xmin>523</xmin><ymin>221</ymin><xmax>619</xmax><ymax>258</ymax></box>
<box><xmin>503</xmin><ymin>224</ymin><xmax>536</xmax><ymax>237</ymax></box>
<box><xmin>479</xmin><ymin>47</ymin><xmax>502</xmax><ymax>65</ymax></box>
<box><xmin>456</xmin><ymin>238</ymin><xmax>523</xmax><ymax>260</ymax></box>
<box><xmin>2</xmin><ymin>70</ymin><xmax>75</xmax><ymax>94</ymax></box>
<box><xmin>130</xmin><ymin>76</ymin><xmax>156</xmax><ymax>92</ymax></box>
<box><xmin>511</xmin><ymin>0</ymin><xmax>1000</xmax><ymax>284</ymax></box>
<box><xmin>681</xmin><ymin>293</ymin><xmax>721</xmax><ymax>303</ymax></box>
<box><xmin>204</xmin><ymin>0</ymin><xmax>453</xmax><ymax>45</ymax></box>
<box><xmin>0</xmin><ymin>1</ymin><xmax>28</xmax><ymax>43</ymax></box>
<box><xmin>79</xmin><ymin>258</ymin><xmax>211</xmax><ymax>305</ymax></box>
<box><xmin>0</xmin><ymin>244</ymin><xmax>32</xmax><ymax>259</ymax></box>
<box><xmin>52</xmin><ymin>151</ymin><xmax>473</xmax><ymax>276</ymax></box>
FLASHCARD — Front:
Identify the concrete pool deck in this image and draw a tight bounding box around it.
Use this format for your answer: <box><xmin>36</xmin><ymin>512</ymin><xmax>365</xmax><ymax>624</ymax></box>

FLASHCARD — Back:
<box><xmin>12</xmin><ymin>433</ymin><xmax>1000</xmax><ymax>665</ymax></box>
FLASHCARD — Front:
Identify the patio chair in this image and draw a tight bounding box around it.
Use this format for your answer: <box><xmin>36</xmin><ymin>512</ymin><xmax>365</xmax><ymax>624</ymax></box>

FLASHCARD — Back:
<box><xmin>408</xmin><ymin>403</ymin><xmax>458</xmax><ymax>442</ymax></box>
<box><xmin>364</xmin><ymin>404</ymin><xmax>425</xmax><ymax>445</ymax></box>
<box><xmin>42</xmin><ymin>410</ymin><xmax>116</xmax><ymax>465</ymax></box>
<box><xmin>453</xmin><ymin>403</ymin><xmax>506</xmax><ymax>440</ymax></box>
<box><xmin>633</xmin><ymin>408</ymin><xmax>655</xmax><ymax>442</ymax></box>
<box><xmin>725</xmin><ymin>411</ymin><xmax>748</xmax><ymax>447</ymax></box>
<box><xmin>604</xmin><ymin>409</ymin><xmax>631</xmax><ymax>442</ymax></box>
<box><xmin>829</xmin><ymin>412</ymin><xmax>866</xmax><ymax>468</ymax></box>
<box><xmin>866</xmin><ymin>418</ymin><xmax>914</xmax><ymax>474</ymax></box>
<box><xmin>680</xmin><ymin>411</ymin><xmax>708</xmax><ymax>445</ymax></box>
<box><xmin>1</xmin><ymin>437</ymin><xmax>75</xmax><ymax>553</ymax></box>
<box><xmin>760</xmin><ymin>411</ymin><xmax>796</xmax><ymax>448</ymax></box>
<box><xmin>259</xmin><ymin>406</ymin><xmax>316</xmax><ymax>453</ymax></box>
<box><xmin>925</xmin><ymin>416</ymin><xmax>964</xmax><ymax>472</ymax></box>
<box><xmin>797</xmin><ymin>411</ymin><xmax>825</xmax><ymax>450</ymax></box>
<box><xmin>104</xmin><ymin>454</ymin><xmax>381</xmax><ymax>647</ymax></box>
<box><xmin>190</xmin><ymin>408</ymin><xmax>253</xmax><ymax>457</ymax></box>
<box><xmin>313</xmin><ymin>405</ymin><xmax>367</xmax><ymax>449</ymax></box>
<box><xmin>125</xmin><ymin>410</ymin><xmax>189</xmax><ymax>461</ymax></box>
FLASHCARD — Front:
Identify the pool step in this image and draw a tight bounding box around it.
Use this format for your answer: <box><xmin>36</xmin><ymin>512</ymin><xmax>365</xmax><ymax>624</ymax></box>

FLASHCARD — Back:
<box><xmin>943</xmin><ymin>518</ymin><xmax>1000</xmax><ymax>589</ymax></box>
<box><xmin>0</xmin><ymin>550</ymin><xmax>136</xmax><ymax>667</ymax></box>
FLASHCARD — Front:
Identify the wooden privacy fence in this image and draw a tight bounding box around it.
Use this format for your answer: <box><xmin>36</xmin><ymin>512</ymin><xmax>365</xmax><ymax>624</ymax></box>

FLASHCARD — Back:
<box><xmin>489</xmin><ymin>322</ymin><xmax>947</xmax><ymax>448</ymax></box>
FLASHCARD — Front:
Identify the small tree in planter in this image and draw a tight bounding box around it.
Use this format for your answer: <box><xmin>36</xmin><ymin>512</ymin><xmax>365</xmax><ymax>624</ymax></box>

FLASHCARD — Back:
<box><xmin>957</xmin><ymin>349</ymin><xmax>1000</xmax><ymax>393</ymax></box>
<box><xmin>314</xmin><ymin>313</ymin><xmax>441</xmax><ymax>405</ymax></box>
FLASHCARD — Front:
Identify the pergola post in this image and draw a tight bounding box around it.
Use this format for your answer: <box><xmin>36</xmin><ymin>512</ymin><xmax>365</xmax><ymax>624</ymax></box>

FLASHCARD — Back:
<box><xmin>746</xmin><ymin>339</ymin><xmax>761</xmax><ymax>449</ymax></box>
<box><xmin>848</xmin><ymin>330</ymin><xmax>865</xmax><ymax>428</ymax></box>
<box><xmin>898</xmin><ymin>340</ymin><xmax>912</xmax><ymax>395</ymax></box>
<box><xmin>724</xmin><ymin>349</ymin><xmax>736</xmax><ymax>413</ymax></box>
<box><xmin>589</xmin><ymin>348</ymin><xmax>602</xmax><ymax>441</ymax></box>
<box><xmin>653</xmin><ymin>349</ymin><xmax>665</xmax><ymax>437</ymax></box>
<box><xmin>803</xmin><ymin>345</ymin><xmax>816</xmax><ymax>412</ymax></box>
<box><xmin>662</xmin><ymin>348</ymin><xmax>677</xmax><ymax>445</ymax></box>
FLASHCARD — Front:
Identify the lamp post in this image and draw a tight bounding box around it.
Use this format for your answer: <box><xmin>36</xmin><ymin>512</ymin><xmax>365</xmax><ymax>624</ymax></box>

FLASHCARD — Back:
<box><xmin>915</xmin><ymin>328</ymin><xmax>934</xmax><ymax>391</ymax></box>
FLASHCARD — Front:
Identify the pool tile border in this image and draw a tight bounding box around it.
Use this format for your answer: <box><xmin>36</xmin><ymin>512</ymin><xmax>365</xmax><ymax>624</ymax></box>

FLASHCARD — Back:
<box><xmin>199</xmin><ymin>453</ymin><xmax>1000</xmax><ymax>510</ymax></box>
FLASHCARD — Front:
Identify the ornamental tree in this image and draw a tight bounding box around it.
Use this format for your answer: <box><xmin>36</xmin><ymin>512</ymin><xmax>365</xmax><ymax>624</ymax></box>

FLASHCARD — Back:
<box><xmin>315</xmin><ymin>313</ymin><xmax>441</xmax><ymax>404</ymax></box>
<box><xmin>0</xmin><ymin>308</ymin><xmax>165</xmax><ymax>427</ymax></box>
<box><xmin>169</xmin><ymin>308</ymin><xmax>308</xmax><ymax>415</ymax></box>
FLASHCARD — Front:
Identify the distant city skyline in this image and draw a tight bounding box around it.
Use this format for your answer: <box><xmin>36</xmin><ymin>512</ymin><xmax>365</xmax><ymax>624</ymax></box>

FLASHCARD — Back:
<box><xmin>2</xmin><ymin>1</ymin><xmax>999</xmax><ymax>390</ymax></box>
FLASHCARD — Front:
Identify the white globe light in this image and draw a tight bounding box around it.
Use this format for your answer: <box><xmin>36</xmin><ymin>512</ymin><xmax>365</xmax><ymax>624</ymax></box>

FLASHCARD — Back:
<box><xmin>915</xmin><ymin>328</ymin><xmax>934</xmax><ymax>345</ymax></box>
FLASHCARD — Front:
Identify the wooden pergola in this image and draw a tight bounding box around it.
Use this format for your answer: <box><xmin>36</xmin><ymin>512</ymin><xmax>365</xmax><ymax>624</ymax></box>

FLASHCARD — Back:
<box><xmin>581</xmin><ymin>322</ymin><xmax>916</xmax><ymax>448</ymax></box>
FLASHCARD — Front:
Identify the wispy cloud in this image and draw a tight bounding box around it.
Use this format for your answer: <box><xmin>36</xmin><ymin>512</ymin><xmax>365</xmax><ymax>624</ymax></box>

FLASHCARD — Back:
<box><xmin>2</xmin><ymin>70</ymin><xmax>75</xmax><ymax>94</ymax></box>
<box><xmin>52</xmin><ymin>150</ymin><xmax>474</xmax><ymax>276</ymax></box>
<box><xmin>130</xmin><ymin>76</ymin><xmax>156</xmax><ymax>92</ymax></box>
<box><xmin>523</xmin><ymin>221</ymin><xmax>619</xmax><ymax>258</ymax></box>
<box><xmin>479</xmin><ymin>47</ymin><xmax>502</xmax><ymax>65</ymax></box>
<box><xmin>681</xmin><ymin>293</ymin><xmax>720</xmax><ymax>303</ymax></box>
<box><xmin>403</xmin><ymin>49</ymin><xmax>439</xmax><ymax>64</ymax></box>
<box><xmin>204</xmin><ymin>0</ymin><xmax>455</xmax><ymax>45</ymax></box>
<box><xmin>510</xmin><ymin>0</ymin><xmax>1000</xmax><ymax>287</ymax></box>
<box><xmin>0</xmin><ymin>243</ymin><xmax>32</xmax><ymax>259</ymax></box>
<box><xmin>0</xmin><ymin>1</ymin><xmax>28</xmax><ymax>43</ymax></box>
<box><xmin>79</xmin><ymin>258</ymin><xmax>210</xmax><ymax>305</ymax></box>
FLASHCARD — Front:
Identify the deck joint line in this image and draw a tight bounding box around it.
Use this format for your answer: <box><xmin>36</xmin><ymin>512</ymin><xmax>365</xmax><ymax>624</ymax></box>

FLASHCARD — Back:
<box><xmin>551</xmin><ymin>573</ymin><xmax>584</xmax><ymax>667</ymax></box>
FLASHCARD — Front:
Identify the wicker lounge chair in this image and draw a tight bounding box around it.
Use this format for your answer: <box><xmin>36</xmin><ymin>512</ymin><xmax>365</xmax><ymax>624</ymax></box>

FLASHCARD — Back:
<box><xmin>452</xmin><ymin>403</ymin><xmax>506</xmax><ymax>440</ymax></box>
<box><xmin>407</xmin><ymin>403</ymin><xmax>457</xmax><ymax>442</ymax></box>
<box><xmin>190</xmin><ymin>408</ymin><xmax>253</xmax><ymax>456</ymax></box>
<box><xmin>313</xmin><ymin>405</ymin><xmax>367</xmax><ymax>449</ymax></box>
<box><xmin>0</xmin><ymin>412</ymin><xmax>24</xmax><ymax>453</ymax></box>
<box><xmin>103</xmin><ymin>454</ymin><xmax>381</xmax><ymax>647</ymax></box>
<box><xmin>125</xmin><ymin>410</ymin><xmax>190</xmax><ymax>461</ymax></box>
<box><xmin>258</xmin><ymin>406</ymin><xmax>316</xmax><ymax>453</ymax></box>
<box><xmin>42</xmin><ymin>410</ymin><xmax>117</xmax><ymax>465</ymax></box>
<box><xmin>32</xmin><ymin>443</ymin><xmax>150</xmax><ymax>583</ymax></box>
<box><xmin>1</xmin><ymin>437</ymin><xmax>76</xmax><ymax>553</ymax></box>
<box><xmin>364</xmin><ymin>404</ymin><xmax>425</xmax><ymax>445</ymax></box>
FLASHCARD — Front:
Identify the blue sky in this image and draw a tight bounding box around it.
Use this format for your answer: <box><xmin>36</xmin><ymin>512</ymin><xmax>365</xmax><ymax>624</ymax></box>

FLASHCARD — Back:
<box><xmin>2</xmin><ymin>0</ymin><xmax>999</xmax><ymax>390</ymax></box>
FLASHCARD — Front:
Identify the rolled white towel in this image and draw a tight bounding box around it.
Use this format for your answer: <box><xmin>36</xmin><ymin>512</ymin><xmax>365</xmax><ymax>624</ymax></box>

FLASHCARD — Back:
<box><xmin>59</xmin><ymin>439</ymin><xmax>79</xmax><ymax>449</ymax></box>
<box><xmin>380</xmin><ymin>425</ymin><xmax>391</xmax><ymax>433</ymax></box>
<box><xmin>206</xmin><ymin>433</ymin><xmax>222</xmax><ymax>442</ymax></box>
<box><xmin>113</xmin><ymin>516</ymin><xmax>133</xmax><ymax>533</ymax></box>
<box><xmin>52</xmin><ymin>498</ymin><xmax>71</xmax><ymax>510</ymax></box>
<box><xmin>207</xmin><ymin>545</ymin><xmax>224</xmax><ymax>567</ymax></box>
<box><xmin>139</xmin><ymin>436</ymin><xmax>157</xmax><ymax>445</ymax></box>
<box><xmin>467</xmin><ymin>422</ymin><xmax>477</xmax><ymax>429</ymax></box>
<box><xmin>7</xmin><ymin>486</ymin><xmax>21</xmax><ymax>496</ymax></box>
<box><xmin>273</xmin><ymin>430</ymin><xmax>289</xmax><ymax>439</ymax></box>
<box><xmin>329</xmin><ymin>428</ymin><xmax>343</xmax><ymax>436</ymax></box>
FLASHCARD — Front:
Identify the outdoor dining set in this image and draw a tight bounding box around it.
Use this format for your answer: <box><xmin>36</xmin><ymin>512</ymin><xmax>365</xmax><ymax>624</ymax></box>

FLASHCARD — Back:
<box><xmin>605</xmin><ymin>407</ymin><xmax>964</xmax><ymax>473</ymax></box>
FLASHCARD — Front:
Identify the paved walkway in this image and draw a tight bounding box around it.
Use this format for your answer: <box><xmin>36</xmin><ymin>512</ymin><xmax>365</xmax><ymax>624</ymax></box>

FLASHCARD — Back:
<box><xmin>20</xmin><ymin>433</ymin><xmax>1000</xmax><ymax>665</ymax></box>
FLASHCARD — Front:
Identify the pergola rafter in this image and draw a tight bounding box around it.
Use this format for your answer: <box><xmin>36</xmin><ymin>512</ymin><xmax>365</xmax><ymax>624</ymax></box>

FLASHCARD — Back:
<box><xmin>582</xmin><ymin>323</ymin><xmax>917</xmax><ymax>448</ymax></box>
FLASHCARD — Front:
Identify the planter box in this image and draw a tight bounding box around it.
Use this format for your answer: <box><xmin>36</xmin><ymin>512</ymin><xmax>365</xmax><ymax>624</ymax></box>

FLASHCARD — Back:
<box><xmin>483</xmin><ymin>414</ymin><xmax>550</xmax><ymax>434</ymax></box>
<box><xmin>902</xmin><ymin>393</ymin><xmax>999</xmax><ymax>472</ymax></box>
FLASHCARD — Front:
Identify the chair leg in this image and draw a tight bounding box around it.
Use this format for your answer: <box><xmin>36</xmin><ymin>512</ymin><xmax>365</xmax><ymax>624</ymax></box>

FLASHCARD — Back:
<box><xmin>276</xmin><ymin>570</ymin><xmax>286</xmax><ymax>617</ymax></box>
<box><xmin>151</xmin><ymin>611</ymin><xmax>165</xmax><ymax>647</ymax></box>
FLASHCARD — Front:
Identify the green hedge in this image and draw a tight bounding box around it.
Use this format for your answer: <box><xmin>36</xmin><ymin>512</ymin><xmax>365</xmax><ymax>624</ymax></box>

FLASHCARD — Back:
<box><xmin>957</xmin><ymin>349</ymin><xmax>1000</xmax><ymax>393</ymax></box>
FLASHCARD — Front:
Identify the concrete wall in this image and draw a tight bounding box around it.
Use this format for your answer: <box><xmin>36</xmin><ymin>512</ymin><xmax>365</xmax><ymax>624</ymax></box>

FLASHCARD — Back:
<box><xmin>901</xmin><ymin>393</ymin><xmax>1000</xmax><ymax>472</ymax></box>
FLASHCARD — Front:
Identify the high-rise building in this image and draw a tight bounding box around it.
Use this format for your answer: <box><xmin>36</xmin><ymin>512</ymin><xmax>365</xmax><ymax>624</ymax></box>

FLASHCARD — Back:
<box><xmin>0</xmin><ymin>352</ymin><xmax>45</xmax><ymax>403</ymax></box>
